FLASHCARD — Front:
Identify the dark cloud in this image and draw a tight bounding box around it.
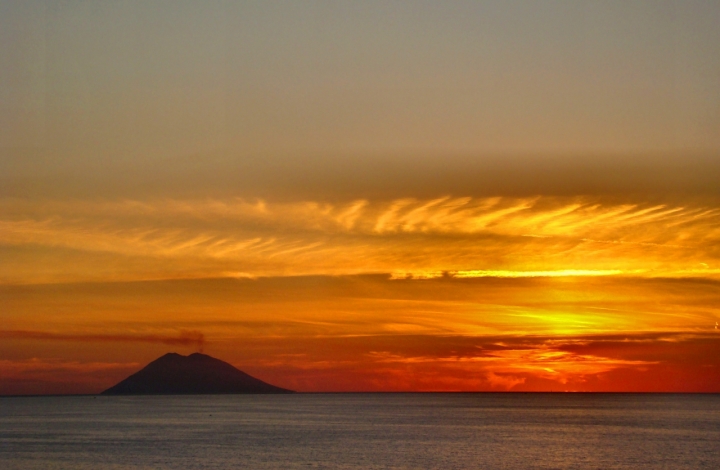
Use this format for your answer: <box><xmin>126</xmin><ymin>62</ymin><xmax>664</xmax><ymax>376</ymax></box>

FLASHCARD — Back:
<box><xmin>4</xmin><ymin>151</ymin><xmax>720</xmax><ymax>201</ymax></box>
<box><xmin>0</xmin><ymin>329</ymin><xmax>205</xmax><ymax>352</ymax></box>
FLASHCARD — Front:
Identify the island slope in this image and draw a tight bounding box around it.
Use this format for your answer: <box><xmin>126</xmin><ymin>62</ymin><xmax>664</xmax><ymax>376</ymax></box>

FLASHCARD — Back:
<box><xmin>102</xmin><ymin>352</ymin><xmax>293</xmax><ymax>394</ymax></box>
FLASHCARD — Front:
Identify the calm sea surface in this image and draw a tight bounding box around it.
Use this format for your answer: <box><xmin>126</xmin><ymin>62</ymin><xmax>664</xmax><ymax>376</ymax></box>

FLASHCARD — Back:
<box><xmin>1</xmin><ymin>393</ymin><xmax>719</xmax><ymax>469</ymax></box>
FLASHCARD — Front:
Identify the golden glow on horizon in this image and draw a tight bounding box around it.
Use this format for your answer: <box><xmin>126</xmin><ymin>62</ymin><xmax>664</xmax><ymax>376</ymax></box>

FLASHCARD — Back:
<box><xmin>2</xmin><ymin>268</ymin><xmax>720</xmax><ymax>393</ymax></box>
<box><xmin>460</xmin><ymin>269</ymin><xmax>629</xmax><ymax>278</ymax></box>
<box><xmin>392</xmin><ymin>269</ymin><xmax>627</xmax><ymax>279</ymax></box>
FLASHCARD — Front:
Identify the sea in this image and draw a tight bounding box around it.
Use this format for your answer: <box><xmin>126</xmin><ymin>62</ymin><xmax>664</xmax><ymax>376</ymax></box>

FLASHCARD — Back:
<box><xmin>1</xmin><ymin>393</ymin><xmax>719</xmax><ymax>469</ymax></box>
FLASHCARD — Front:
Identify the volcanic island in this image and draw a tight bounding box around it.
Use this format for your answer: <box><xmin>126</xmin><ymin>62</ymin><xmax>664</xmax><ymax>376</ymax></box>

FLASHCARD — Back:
<box><xmin>102</xmin><ymin>352</ymin><xmax>293</xmax><ymax>395</ymax></box>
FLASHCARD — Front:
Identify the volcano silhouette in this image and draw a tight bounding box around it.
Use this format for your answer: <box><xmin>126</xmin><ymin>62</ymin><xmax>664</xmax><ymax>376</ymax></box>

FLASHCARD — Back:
<box><xmin>102</xmin><ymin>353</ymin><xmax>293</xmax><ymax>394</ymax></box>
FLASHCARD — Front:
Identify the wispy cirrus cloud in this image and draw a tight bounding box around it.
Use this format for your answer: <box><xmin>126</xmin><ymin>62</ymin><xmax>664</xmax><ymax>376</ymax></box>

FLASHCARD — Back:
<box><xmin>1</xmin><ymin>195</ymin><xmax>719</xmax><ymax>284</ymax></box>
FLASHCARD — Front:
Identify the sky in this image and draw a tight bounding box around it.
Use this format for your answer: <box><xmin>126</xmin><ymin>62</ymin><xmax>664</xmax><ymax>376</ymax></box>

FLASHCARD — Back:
<box><xmin>2</xmin><ymin>0</ymin><xmax>720</xmax><ymax>394</ymax></box>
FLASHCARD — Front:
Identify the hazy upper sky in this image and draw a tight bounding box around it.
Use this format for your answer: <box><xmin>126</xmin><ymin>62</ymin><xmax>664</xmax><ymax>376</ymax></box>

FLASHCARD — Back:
<box><xmin>2</xmin><ymin>0</ymin><xmax>720</xmax><ymax>199</ymax></box>
<box><xmin>2</xmin><ymin>1</ymin><xmax>720</xmax><ymax>394</ymax></box>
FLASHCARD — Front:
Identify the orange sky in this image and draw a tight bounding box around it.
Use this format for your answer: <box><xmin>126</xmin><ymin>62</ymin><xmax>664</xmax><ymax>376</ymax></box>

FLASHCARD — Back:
<box><xmin>2</xmin><ymin>199</ymin><xmax>720</xmax><ymax>393</ymax></box>
<box><xmin>2</xmin><ymin>1</ymin><xmax>720</xmax><ymax>394</ymax></box>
